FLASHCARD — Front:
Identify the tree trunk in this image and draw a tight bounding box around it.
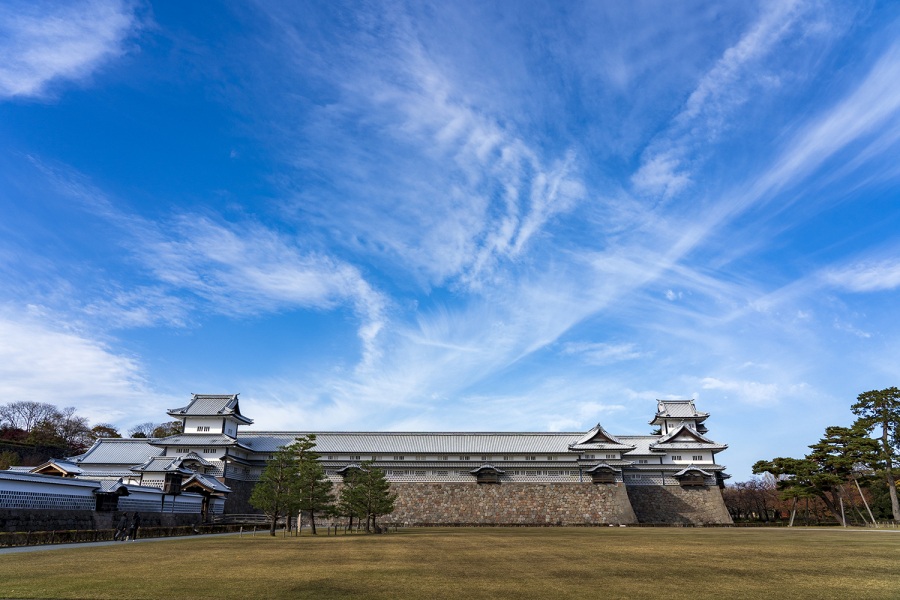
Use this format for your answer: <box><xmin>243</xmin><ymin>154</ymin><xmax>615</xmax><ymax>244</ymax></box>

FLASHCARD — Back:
<box><xmin>347</xmin><ymin>514</ymin><xmax>353</xmax><ymax>532</ymax></box>
<box><xmin>270</xmin><ymin>516</ymin><xmax>277</xmax><ymax>536</ymax></box>
<box><xmin>310</xmin><ymin>510</ymin><xmax>317</xmax><ymax>535</ymax></box>
<box><xmin>881</xmin><ymin>421</ymin><xmax>900</xmax><ymax>521</ymax></box>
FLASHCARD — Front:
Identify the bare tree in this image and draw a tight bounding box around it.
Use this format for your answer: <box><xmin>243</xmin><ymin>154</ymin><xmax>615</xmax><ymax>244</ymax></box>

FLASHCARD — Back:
<box><xmin>0</xmin><ymin>401</ymin><xmax>58</xmax><ymax>432</ymax></box>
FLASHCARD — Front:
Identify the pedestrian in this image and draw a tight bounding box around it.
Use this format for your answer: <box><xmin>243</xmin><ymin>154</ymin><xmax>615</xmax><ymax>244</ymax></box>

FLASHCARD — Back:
<box><xmin>129</xmin><ymin>512</ymin><xmax>141</xmax><ymax>541</ymax></box>
<box><xmin>115</xmin><ymin>512</ymin><xmax>129</xmax><ymax>541</ymax></box>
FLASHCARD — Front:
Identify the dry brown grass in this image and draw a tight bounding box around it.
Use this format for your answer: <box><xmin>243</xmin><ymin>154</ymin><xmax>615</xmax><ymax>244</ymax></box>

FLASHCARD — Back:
<box><xmin>0</xmin><ymin>527</ymin><xmax>898</xmax><ymax>599</ymax></box>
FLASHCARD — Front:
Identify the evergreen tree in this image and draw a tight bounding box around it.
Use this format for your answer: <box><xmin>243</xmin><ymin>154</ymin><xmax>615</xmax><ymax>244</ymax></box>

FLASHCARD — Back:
<box><xmin>292</xmin><ymin>434</ymin><xmax>334</xmax><ymax>534</ymax></box>
<box><xmin>754</xmin><ymin>424</ymin><xmax>879</xmax><ymax>525</ymax></box>
<box><xmin>852</xmin><ymin>387</ymin><xmax>900</xmax><ymax>521</ymax></box>
<box><xmin>353</xmin><ymin>461</ymin><xmax>396</xmax><ymax>532</ymax></box>
<box><xmin>250</xmin><ymin>446</ymin><xmax>302</xmax><ymax>535</ymax></box>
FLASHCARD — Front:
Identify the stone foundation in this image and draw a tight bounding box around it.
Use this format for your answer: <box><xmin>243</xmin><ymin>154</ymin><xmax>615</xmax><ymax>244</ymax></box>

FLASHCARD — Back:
<box><xmin>626</xmin><ymin>485</ymin><xmax>732</xmax><ymax>525</ymax></box>
<box><xmin>383</xmin><ymin>482</ymin><xmax>638</xmax><ymax>526</ymax></box>
<box><xmin>0</xmin><ymin>509</ymin><xmax>203</xmax><ymax>533</ymax></box>
<box><xmin>222</xmin><ymin>478</ymin><xmax>258</xmax><ymax>514</ymax></box>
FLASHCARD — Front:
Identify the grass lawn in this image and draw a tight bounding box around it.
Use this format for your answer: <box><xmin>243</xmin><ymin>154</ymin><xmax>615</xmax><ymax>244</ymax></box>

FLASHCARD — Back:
<box><xmin>0</xmin><ymin>527</ymin><xmax>898</xmax><ymax>599</ymax></box>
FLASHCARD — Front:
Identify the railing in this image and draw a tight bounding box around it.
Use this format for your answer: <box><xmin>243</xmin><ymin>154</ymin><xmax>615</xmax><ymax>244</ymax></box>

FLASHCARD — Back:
<box><xmin>211</xmin><ymin>514</ymin><xmax>276</xmax><ymax>525</ymax></box>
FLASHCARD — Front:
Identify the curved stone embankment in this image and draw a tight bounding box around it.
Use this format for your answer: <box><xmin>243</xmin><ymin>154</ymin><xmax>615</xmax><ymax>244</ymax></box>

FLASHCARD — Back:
<box><xmin>384</xmin><ymin>482</ymin><xmax>638</xmax><ymax>526</ymax></box>
<box><xmin>626</xmin><ymin>485</ymin><xmax>733</xmax><ymax>525</ymax></box>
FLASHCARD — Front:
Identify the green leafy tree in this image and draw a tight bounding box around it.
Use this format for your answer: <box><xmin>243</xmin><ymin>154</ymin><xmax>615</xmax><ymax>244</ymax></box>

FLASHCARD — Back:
<box><xmin>89</xmin><ymin>423</ymin><xmax>122</xmax><ymax>441</ymax></box>
<box><xmin>292</xmin><ymin>434</ymin><xmax>334</xmax><ymax>534</ymax></box>
<box><xmin>754</xmin><ymin>425</ymin><xmax>879</xmax><ymax>525</ymax></box>
<box><xmin>250</xmin><ymin>446</ymin><xmax>302</xmax><ymax>535</ymax></box>
<box><xmin>852</xmin><ymin>387</ymin><xmax>900</xmax><ymax>521</ymax></box>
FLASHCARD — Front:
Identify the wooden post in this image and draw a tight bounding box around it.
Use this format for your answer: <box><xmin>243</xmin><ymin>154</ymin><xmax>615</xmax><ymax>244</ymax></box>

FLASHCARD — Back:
<box><xmin>788</xmin><ymin>497</ymin><xmax>797</xmax><ymax>527</ymax></box>
<box><xmin>840</xmin><ymin>496</ymin><xmax>846</xmax><ymax>527</ymax></box>
<box><xmin>854</xmin><ymin>478</ymin><xmax>878</xmax><ymax>528</ymax></box>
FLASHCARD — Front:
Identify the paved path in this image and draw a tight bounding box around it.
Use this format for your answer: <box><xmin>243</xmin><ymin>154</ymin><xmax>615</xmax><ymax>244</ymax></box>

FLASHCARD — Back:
<box><xmin>0</xmin><ymin>532</ymin><xmax>244</xmax><ymax>555</ymax></box>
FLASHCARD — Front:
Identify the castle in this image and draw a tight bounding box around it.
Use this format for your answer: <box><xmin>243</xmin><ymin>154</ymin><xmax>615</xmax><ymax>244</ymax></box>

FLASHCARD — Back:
<box><xmin>35</xmin><ymin>394</ymin><xmax>733</xmax><ymax>525</ymax></box>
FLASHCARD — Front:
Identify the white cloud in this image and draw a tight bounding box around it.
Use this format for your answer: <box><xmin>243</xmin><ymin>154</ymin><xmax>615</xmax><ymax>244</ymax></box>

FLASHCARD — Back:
<box><xmin>631</xmin><ymin>0</ymin><xmax>829</xmax><ymax>199</ymax></box>
<box><xmin>0</xmin><ymin>309</ymin><xmax>169</xmax><ymax>427</ymax></box>
<box><xmin>700</xmin><ymin>376</ymin><xmax>787</xmax><ymax>406</ymax></box>
<box><xmin>0</xmin><ymin>0</ymin><xmax>137</xmax><ymax>99</ymax></box>
<box><xmin>561</xmin><ymin>342</ymin><xmax>644</xmax><ymax>365</ymax></box>
<box><xmin>821</xmin><ymin>257</ymin><xmax>900</xmax><ymax>293</ymax></box>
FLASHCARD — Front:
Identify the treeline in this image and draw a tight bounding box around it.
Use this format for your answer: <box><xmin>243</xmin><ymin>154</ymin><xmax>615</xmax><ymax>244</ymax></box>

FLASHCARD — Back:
<box><xmin>250</xmin><ymin>434</ymin><xmax>396</xmax><ymax>535</ymax></box>
<box><xmin>738</xmin><ymin>387</ymin><xmax>900</xmax><ymax>525</ymax></box>
<box><xmin>0</xmin><ymin>401</ymin><xmax>183</xmax><ymax>469</ymax></box>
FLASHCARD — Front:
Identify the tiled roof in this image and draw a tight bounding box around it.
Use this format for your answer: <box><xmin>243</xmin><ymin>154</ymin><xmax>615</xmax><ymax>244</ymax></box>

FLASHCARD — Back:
<box><xmin>584</xmin><ymin>462</ymin><xmax>621</xmax><ymax>473</ymax></box>
<box><xmin>70</xmin><ymin>438</ymin><xmax>164</xmax><ymax>465</ymax></box>
<box><xmin>569</xmin><ymin>424</ymin><xmax>635</xmax><ymax>451</ymax></box>
<box><xmin>149</xmin><ymin>434</ymin><xmax>245</xmax><ymax>448</ymax></box>
<box><xmin>469</xmin><ymin>464</ymin><xmax>505</xmax><ymax>474</ymax></box>
<box><xmin>651</xmin><ymin>424</ymin><xmax>727</xmax><ymax>451</ymax></box>
<box><xmin>31</xmin><ymin>458</ymin><xmax>83</xmax><ymax>475</ymax></box>
<box><xmin>183</xmin><ymin>472</ymin><xmax>231</xmax><ymax>494</ymax></box>
<box><xmin>131</xmin><ymin>456</ymin><xmax>194</xmax><ymax>474</ymax></box>
<box><xmin>650</xmin><ymin>399</ymin><xmax>709</xmax><ymax>424</ymax></box>
<box><xmin>0</xmin><ymin>470</ymin><xmax>101</xmax><ymax>488</ymax></box>
<box><xmin>673</xmin><ymin>465</ymin><xmax>714</xmax><ymax>477</ymax></box>
<box><xmin>167</xmin><ymin>393</ymin><xmax>253</xmax><ymax>424</ymax></box>
<box><xmin>239</xmin><ymin>432</ymin><xmax>585</xmax><ymax>454</ymax></box>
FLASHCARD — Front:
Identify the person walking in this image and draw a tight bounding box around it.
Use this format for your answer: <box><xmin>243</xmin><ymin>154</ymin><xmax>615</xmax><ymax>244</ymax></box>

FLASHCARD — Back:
<box><xmin>129</xmin><ymin>512</ymin><xmax>141</xmax><ymax>541</ymax></box>
<box><xmin>114</xmin><ymin>512</ymin><xmax>129</xmax><ymax>541</ymax></box>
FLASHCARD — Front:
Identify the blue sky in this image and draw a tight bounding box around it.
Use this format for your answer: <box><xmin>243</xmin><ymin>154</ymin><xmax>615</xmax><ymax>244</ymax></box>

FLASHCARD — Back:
<box><xmin>2</xmin><ymin>1</ymin><xmax>900</xmax><ymax>480</ymax></box>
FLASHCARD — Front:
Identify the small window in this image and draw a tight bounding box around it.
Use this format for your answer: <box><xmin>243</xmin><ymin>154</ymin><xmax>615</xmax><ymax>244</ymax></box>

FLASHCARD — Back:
<box><xmin>502</xmin><ymin>455</ymin><xmax>513</xmax><ymax>461</ymax></box>
<box><xmin>351</xmin><ymin>455</ymin><xmax>361</xmax><ymax>460</ymax></box>
<box><xmin>606</xmin><ymin>454</ymin><xmax>616</xmax><ymax>459</ymax></box>
<box><xmin>481</xmin><ymin>455</ymin><xmax>490</xmax><ymax>461</ymax></box>
<box><xmin>415</xmin><ymin>455</ymin><xmax>427</xmax><ymax>461</ymax></box>
<box><xmin>460</xmin><ymin>455</ymin><xmax>470</xmax><ymax>461</ymax></box>
<box><xmin>197</xmin><ymin>426</ymin><xmax>210</xmax><ymax>432</ymax></box>
<box><xmin>585</xmin><ymin>454</ymin><xmax>595</xmax><ymax>459</ymax></box>
<box><xmin>638</xmin><ymin>459</ymin><xmax>648</xmax><ymax>464</ymax></box>
<box><xmin>525</xmin><ymin>456</ymin><xmax>536</xmax><ymax>461</ymax></box>
<box><xmin>440</xmin><ymin>455</ymin><xmax>448</xmax><ymax>461</ymax></box>
<box><xmin>547</xmin><ymin>456</ymin><xmax>555</xmax><ymax>461</ymax></box>
<box><xmin>203</xmin><ymin>448</ymin><xmax>215</xmax><ymax>454</ymax></box>
<box><xmin>692</xmin><ymin>455</ymin><xmax>703</xmax><ymax>461</ymax></box>
<box><xmin>672</xmin><ymin>455</ymin><xmax>682</xmax><ymax>461</ymax></box>
<box><xmin>394</xmin><ymin>456</ymin><xmax>405</xmax><ymax>461</ymax></box>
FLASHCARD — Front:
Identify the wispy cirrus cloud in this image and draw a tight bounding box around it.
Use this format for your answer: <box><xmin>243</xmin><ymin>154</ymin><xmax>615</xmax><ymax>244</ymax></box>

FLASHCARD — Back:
<box><xmin>821</xmin><ymin>256</ymin><xmax>900</xmax><ymax>292</ymax></box>
<box><xmin>254</xmin><ymin>3</ymin><xmax>586</xmax><ymax>290</ymax></box>
<box><xmin>631</xmin><ymin>0</ymin><xmax>837</xmax><ymax>199</ymax></box>
<box><xmin>0</xmin><ymin>0</ymin><xmax>138</xmax><ymax>99</ymax></box>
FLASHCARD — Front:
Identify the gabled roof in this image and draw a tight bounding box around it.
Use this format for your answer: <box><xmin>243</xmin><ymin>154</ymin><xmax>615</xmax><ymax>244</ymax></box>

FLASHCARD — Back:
<box><xmin>130</xmin><ymin>456</ymin><xmax>195</xmax><ymax>474</ymax></box>
<box><xmin>167</xmin><ymin>393</ymin><xmax>253</xmax><ymax>425</ymax></box>
<box><xmin>182</xmin><ymin>472</ymin><xmax>231</xmax><ymax>495</ymax></box>
<box><xmin>30</xmin><ymin>458</ymin><xmax>83</xmax><ymax>477</ymax></box>
<box><xmin>568</xmin><ymin>424</ymin><xmax>635</xmax><ymax>452</ymax></box>
<box><xmin>650</xmin><ymin>399</ymin><xmax>709</xmax><ymax>425</ymax></box>
<box><xmin>650</xmin><ymin>424</ymin><xmax>727</xmax><ymax>451</ymax></box>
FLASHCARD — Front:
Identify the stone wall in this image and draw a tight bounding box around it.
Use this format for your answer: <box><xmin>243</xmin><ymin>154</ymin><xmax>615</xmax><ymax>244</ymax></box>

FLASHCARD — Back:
<box><xmin>626</xmin><ymin>485</ymin><xmax>733</xmax><ymax>525</ymax></box>
<box><xmin>0</xmin><ymin>509</ymin><xmax>202</xmax><ymax>533</ymax></box>
<box><xmin>383</xmin><ymin>482</ymin><xmax>637</xmax><ymax>526</ymax></box>
<box><xmin>222</xmin><ymin>478</ymin><xmax>258</xmax><ymax>514</ymax></box>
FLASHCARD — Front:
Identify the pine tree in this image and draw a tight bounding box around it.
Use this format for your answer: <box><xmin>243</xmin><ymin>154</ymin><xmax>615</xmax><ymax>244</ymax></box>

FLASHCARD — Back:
<box><xmin>354</xmin><ymin>461</ymin><xmax>396</xmax><ymax>532</ymax></box>
<box><xmin>250</xmin><ymin>446</ymin><xmax>302</xmax><ymax>535</ymax></box>
<box><xmin>292</xmin><ymin>434</ymin><xmax>334</xmax><ymax>534</ymax></box>
<box><xmin>852</xmin><ymin>387</ymin><xmax>900</xmax><ymax>521</ymax></box>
